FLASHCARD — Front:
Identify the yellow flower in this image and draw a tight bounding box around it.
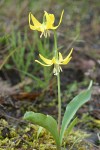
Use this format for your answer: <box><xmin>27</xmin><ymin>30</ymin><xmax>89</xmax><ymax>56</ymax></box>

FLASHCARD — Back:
<box><xmin>35</xmin><ymin>48</ymin><xmax>73</xmax><ymax>75</ymax></box>
<box><xmin>29</xmin><ymin>10</ymin><xmax>64</xmax><ymax>38</ymax></box>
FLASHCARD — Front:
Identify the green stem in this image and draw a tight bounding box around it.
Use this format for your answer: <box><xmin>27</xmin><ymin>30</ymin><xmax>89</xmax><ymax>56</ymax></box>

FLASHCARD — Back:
<box><xmin>54</xmin><ymin>31</ymin><xmax>61</xmax><ymax>133</ymax></box>
<box><xmin>57</xmin><ymin>145</ymin><xmax>61</xmax><ymax>150</ymax></box>
<box><xmin>57</xmin><ymin>72</ymin><xmax>61</xmax><ymax>133</ymax></box>
<box><xmin>54</xmin><ymin>31</ymin><xmax>57</xmax><ymax>57</ymax></box>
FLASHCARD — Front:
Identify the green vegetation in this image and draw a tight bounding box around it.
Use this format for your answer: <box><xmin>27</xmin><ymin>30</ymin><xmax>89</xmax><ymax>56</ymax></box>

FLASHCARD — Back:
<box><xmin>0</xmin><ymin>119</ymin><xmax>92</xmax><ymax>150</ymax></box>
<box><xmin>0</xmin><ymin>0</ymin><xmax>100</xmax><ymax>149</ymax></box>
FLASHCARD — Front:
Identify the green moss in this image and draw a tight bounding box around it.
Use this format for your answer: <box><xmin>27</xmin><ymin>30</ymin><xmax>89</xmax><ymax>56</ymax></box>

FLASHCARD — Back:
<box><xmin>0</xmin><ymin>119</ymin><xmax>95</xmax><ymax>150</ymax></box>
<box><xmin>62</xmin><ymin>130</ymin><xmax>91</xmax><ymax>150</ymax></box>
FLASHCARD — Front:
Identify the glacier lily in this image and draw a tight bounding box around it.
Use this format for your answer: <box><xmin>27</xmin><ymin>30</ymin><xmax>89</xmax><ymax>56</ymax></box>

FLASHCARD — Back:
<box><xmin>35</xmin><ymin>48</ymin><xmax>73</xmax><ymax>75</ymax></box>
<box><xmin>29</xmin><ymin>10</ymin><xmax>64</xmax><ymax>38</ymax></box>
<box><xmin>24</xmin><ymin>9</ymin><xmax>93</xmax><ymax>150</ymax></box>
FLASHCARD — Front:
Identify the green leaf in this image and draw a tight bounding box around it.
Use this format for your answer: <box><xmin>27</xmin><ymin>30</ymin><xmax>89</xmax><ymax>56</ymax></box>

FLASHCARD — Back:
<box><xmin>24</xmin><ymin>111</ymin><xmax>60</xmax><ymax>148</ymax></box>
<box><xmin>37</xmin><ymin>126</ymin><xmax>43</xmax><ymax>139</ymax></box>
<box><xmin>64</xmin><ymin>117</ymin><xmax>78</xmax><ymax>137</ymax></box>
<box><xmin>60</xmin><ymin>81</ymin><xmax>92</xmax><ymax>145</ymax></box>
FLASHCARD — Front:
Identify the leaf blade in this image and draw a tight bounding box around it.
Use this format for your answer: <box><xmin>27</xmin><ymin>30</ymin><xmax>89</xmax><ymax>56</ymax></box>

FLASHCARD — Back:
<box><xmin>23</xmin><ymin>111</ymin><xmax>60</xmax><ymax>148</ymax></box>
<box><xmin>64</xmin><ymin>117</ymin><xmax>78</xmax><ymax>137</ymax></box>
<box><xmin>60</xmin><ymin>81</ymin><xmax>92</xmax><ymax>145</ymax></box>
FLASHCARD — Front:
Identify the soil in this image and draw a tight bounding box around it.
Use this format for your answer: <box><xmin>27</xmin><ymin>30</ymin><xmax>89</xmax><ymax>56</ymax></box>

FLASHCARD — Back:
<box><xmin>0</xmin><ymin>0</ymin><xmax>100</xmax><ymax>149</ymax></box>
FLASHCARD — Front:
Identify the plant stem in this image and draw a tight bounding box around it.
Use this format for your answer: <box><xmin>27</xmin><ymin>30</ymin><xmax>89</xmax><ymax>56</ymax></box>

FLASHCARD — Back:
<box><xmin>57</xmin><ymin>72</ymin><xmax>61</xmax><ymax>133</ymax></box>
<box><xmin>57</xmin><ymin>145</ymin><xmax>61</xmax><ymax>150</ymax></box>
<box><xmin>54</xmin><ymin>31</ymin><xmax>57</xmax><ymax>57</ymax></box>
<box><xmin>54</xmin><ymin>31</ymin><xmax>61</xmax><ymax>133</ymax></box>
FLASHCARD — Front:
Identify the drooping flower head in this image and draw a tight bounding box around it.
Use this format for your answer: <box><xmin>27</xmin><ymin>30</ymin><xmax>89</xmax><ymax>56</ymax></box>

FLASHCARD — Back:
<box><xmin>29</xmin><ymin>10</ymin><xmax>64</xmax><ymax>38</ymax></box>
<box><xmin>35</xmin><ymin>48</ymin><xmax>73</xmax><ymax>75</ymax></box>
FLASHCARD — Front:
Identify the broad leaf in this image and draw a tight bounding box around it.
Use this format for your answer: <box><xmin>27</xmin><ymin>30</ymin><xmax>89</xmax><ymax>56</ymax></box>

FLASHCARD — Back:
<box><xmin>60</xmin><ymin>81</ymin><xmax>92</xmax><ymax>145</ymax></box>
<box><xmin>24</xmin><ymin>111</ymin><xmax>60</xmax><ymax>148</ymax></box>
<box><xmin>64</xmin><ymin>117</ymin><xmax>78</xmax><ymax>137</ymax></box>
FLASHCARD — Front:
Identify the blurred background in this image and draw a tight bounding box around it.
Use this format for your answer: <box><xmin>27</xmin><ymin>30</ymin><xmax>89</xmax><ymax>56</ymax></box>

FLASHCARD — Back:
<box><xmin>0</xmin><ymin>0</ymin><xmax>100</xmax><ymax>149</ymax></box>
<box><xmin>0</xmin><ymin>0</ymin><xmax>100</xmax><ymax>85</ymax></box>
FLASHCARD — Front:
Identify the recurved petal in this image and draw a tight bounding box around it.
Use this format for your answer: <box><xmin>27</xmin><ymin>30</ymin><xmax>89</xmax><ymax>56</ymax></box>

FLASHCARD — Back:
<box><xmin>61</xmin><ymin>48</ymin><xmax>73</xmax><ymax>65</ymax></box>
<box><xmin>50</xmin><ymin>10</ymin><xmax>64</xmax><ymax>29</ymax></box>
<box><xmin>61</xmin><ymin>57</ymin><xmax>72</xmax><ymax>65</ymax></box>
<box><xmin>29</xmin><ymin>24</ymin><xmax>38</xmax><ymax>30</ymax></box>
<box><xmin>63</xmin><ymin>48</ymin><xmax>73</xmax><ymax>62</ymax></box>
<box><xmin>44</xmin><ymin>11</ymin><xmax>55</xmax><ymax>23</ymax></box>
<box><xmin>39</xmin><ymin>54</ymin><xmax>53</xmax><ymax>65</ymax></box>
<box><xmin>35</xmin><ymin>60</ymin><xmax>52</xmax><ymax>66</ymax></box>
<box><xmin>44</xmin><ymin>11</ymin><xmax>55</xmax><ymax>29</ymax></box>
<box><xmin>59</xmin><ymin>52</ymin><xmax>63</xmax><ymax>62</ymax></box>
<box><xmin>29</xmin><ymin>12</ymin><xmax>41</xmax><ymax>29</ymax></box>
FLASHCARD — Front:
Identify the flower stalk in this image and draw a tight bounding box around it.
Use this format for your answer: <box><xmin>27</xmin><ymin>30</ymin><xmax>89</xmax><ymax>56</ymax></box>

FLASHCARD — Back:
<box><xmin>54</xmin><ymin>31</ymin><xmax>61</xmax><ymax>133</ymax></box>
<box><xmin>57</xmin><ymin>72</ymin><xmax>61</xmax><ymax>133</ymax></box>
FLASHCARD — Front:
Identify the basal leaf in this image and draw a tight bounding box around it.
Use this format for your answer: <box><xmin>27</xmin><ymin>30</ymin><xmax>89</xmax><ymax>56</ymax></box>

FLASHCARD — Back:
<box><xmin>23</xmin><ymin>111</ymin><xmax>60</xmax><ymax>148</ymax></box>
<box><xmin>60</xmin><ymin>81</ymin><xmax>92</xmax><ymax>145</ymax></box>
<box><xmin>64</xmin><ymin>117</ymin><xmax>78</xmax><ymax>137</ymax></box>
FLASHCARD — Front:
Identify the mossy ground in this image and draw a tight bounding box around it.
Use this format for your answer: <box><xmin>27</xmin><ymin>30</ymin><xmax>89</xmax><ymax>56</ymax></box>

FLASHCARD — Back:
<box><xmin>0</xmin><ymin>118</ymin><xmax>98</xmax><ymax>150</ymax></box>
<box><xmin>0</xmin><ymin>0</ymin><xmax>100</xmax><ymax>149</ymax></box>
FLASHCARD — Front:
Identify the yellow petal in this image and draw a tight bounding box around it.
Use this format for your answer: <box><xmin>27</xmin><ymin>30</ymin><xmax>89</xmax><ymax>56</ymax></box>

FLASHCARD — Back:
<box><xmin>61</xmin><ymin>57</ymin><xmax>72</xmax><ymax>65</ymax></box>
<box><xmin>44</xmin><ymin>11</ymin><xmax>55</xmax><ymax>29</ymax></box>
<box><xmin>39</xmin><ymin>54</ymin><xmax>53</xmax><ymax>65</ymax></box>
<box><xmin>52</xmin><ymin>57</ymin><xmax>56</xmax><ymax>64</ymax></box>
<box><xmin>30</xmin><ymin>12</ymin><xmax>41</xmax><ymax>26</ymax></box>
<box><xmin>59</xmin><ymin>52</ymin><xmax>63</xmax><ymax>62</ymax></box>
<box><xmin>35</xmin><ymin>60</ymin><xmax>51</xmax><ymax>66</ymax></box>
<box><xmin>63</xmin><ymin>48</ymin><xmax>73</xmax><ymax>62</ymax></box>
<box><xmin>29</xmin><ymin>12</ymin><xmax>42</xmax><ymax>31</ymax></box>
<box><xmin>61</xmin><ymin>48</ymin><xmax>73</xmax><ymax>65</ymax></box>
<box><xmin>50</xmin><ymin>10</ymin><xmax>64</xmax><ymax>29</ymax></box>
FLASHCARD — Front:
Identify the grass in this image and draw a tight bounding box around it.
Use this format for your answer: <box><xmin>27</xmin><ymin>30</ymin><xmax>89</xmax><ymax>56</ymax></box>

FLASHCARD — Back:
<box><xmin>0</xmin><ymin>0</ymin><xmax>100</xmax><ymax>149</ymax></box>
<box><xmin>4</xmin><ymin>30</ymin><xmax>52</xmax><ymax>91</ymax></box>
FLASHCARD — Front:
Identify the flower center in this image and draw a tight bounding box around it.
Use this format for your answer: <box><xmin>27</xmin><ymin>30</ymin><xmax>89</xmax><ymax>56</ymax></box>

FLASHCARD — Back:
<box><xmin>40</xmin><ymin>23</ymin><xmax>50</xmax><ymax>38</ymax></box>
<box><xmin>53</xmin><ymin>64</ymin><xmax>62</xmax><ymax>75</ymax></box>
